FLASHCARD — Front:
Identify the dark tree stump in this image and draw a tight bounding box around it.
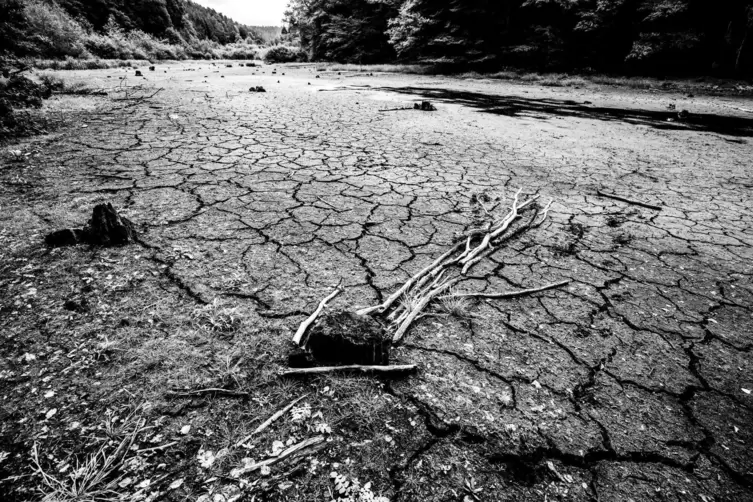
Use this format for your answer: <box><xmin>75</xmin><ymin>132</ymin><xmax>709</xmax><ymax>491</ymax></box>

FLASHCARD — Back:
<box><xmin>85</xmin><ymin>203</ymin><xmax>136</xmax><ymax>246</ymax></box>
<box><xmin>304</xmin><ymin>311</ymin><xmax>390</xmax><ymax>365</ymax></box>
<box><xmin>414</xmin><ymin>101</ymin><xmax>436</xmax><ymax>111</ymax></box>
<box><xmin>45</xmin><ymin>203</ymin><xmax>136</xmax><ymax>248</ymax></box>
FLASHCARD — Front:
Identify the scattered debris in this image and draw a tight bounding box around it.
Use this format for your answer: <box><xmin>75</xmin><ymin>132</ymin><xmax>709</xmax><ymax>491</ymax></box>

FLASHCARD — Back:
<box><xmin>230</xmin><ymin>436</ymin><xmax>325</xmax><ymax>478</ymax></box>
<box><xmin>45</xmin><ymin>203</ymin><xmax>137</xmax><ymax>248</ymax></box>
<box><xmin>234</xmin><ymin>394</ymin><xmax>309</xmax><ymax>447</ymax></box>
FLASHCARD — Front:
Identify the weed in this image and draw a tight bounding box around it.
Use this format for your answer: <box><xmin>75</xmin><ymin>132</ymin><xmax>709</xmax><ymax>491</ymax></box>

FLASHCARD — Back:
<box><xmin>31</xmin><ymin>412</ymin><xmax>147</xmax><ymax>502</ymax></box>
<box><xmin>191</xmin><ymin>299</ymin><xmax>244</xmax><ymax>334</ymax></box>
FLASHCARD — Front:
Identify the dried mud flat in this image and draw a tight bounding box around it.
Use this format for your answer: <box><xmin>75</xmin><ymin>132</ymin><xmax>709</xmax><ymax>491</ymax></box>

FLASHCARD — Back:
<box><xmin>1</xmin><ymin>63</ymin><xmax>752</xmax><ymax>501</ymax></box>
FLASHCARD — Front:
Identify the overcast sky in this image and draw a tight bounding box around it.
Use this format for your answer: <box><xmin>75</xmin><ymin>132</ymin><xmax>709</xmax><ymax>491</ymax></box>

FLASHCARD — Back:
<box><xmin>192</xmin><ymin>0</ymin><xmax>288</xmax><ymax>26</ymax></box>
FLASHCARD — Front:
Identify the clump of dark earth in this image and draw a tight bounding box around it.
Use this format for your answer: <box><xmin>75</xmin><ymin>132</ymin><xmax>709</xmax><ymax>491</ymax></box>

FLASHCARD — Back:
<box><xmin>45</xmin><ymin>203</ymin><xmax>136</xmax><ymax>248</ymax></box>
<box><xmin>245</xmin><ymin>63</ymin><xmax>256</xmax><ymax>67</ymax></box>
<box><xmin>301</xmin><ymin>311</ymin><xmax>390</xmax><ymax>365</ymax></box>
<box><xmin>414</xmin><ymin>101</ymin><xmax>436</xmax><ymax>111</ymax></box>
<box><xmin>135</xmin><ymin>70</ymin><xmax>142</xmax><ymax>76</ymax></box>
<box><xmin>249</xmin><ymin>86</ymin><xmax>266</xmax><ymax>93</ymax></box>
<box><xmin>149</xmin><ymin>66</ymin><xmax>155</xmax><ymax>71</ymax></box>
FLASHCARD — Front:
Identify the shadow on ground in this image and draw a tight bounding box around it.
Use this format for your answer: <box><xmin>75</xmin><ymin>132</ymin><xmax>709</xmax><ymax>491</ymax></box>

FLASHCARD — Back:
<box><xmin>380</xmin><ymin>86</ymin><xmax>753</xmax><ymax>137</ymax></box>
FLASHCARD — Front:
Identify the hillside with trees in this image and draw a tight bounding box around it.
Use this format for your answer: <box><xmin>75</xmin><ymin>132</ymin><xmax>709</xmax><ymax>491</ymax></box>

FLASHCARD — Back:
<box><xmin>283</xmin><ymin>0</ymin><xmax>753</xmax><ymax>76</ymax></box>
<box><xmin>0</xmin><ymin>0</ymin><xmax>269</xmax><ymax>61</ymax></box>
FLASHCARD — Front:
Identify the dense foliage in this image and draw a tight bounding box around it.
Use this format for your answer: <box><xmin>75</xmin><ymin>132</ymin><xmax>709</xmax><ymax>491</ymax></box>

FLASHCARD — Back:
<box><xmin>0</xmin><ymin>0</ymin><xmax>271</xmax><ymax>61</ymax></box>
<box><xmin>284</xmin><ymin>0</ymin><xmax>753</xmax><ymax>75</ymax></box>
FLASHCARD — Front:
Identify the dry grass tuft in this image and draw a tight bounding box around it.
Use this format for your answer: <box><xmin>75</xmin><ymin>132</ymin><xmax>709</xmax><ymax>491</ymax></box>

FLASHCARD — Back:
<box><xmin>31</xmin><ymin>410</ymin><xmax>148</xmax><ymax>502</ymax></box>
<box><xmin>438</xmin><ymin>288</ymin><xmax>475</xmax><ymax>319</ymax></box>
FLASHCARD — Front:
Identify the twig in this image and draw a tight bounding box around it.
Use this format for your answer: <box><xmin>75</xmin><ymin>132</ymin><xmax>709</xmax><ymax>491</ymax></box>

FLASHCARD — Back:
<box><xmin>377</xmin><ymin>107</ymin><xmax>413</xmax><ymax>112</ymax></box>
<box><xmin>230</xmin><ymin>436</ymin><xmax>325</xmax><ymax>478</ymax></box>
<box><xmin>292</xmin><ymin>283</ymin><xmax>344</xmax><ymax>346</ymax></box>
<box><xmin>137</xmin><ymin>440</ymin><xmax>178</xmax><ymax>454</ymax></box>
<box><xmin>445</xmin><ymin>280</ymin><xmax>570</xmax><ymax>299</ymax></box>
<box><xmin>235</xmin><ymin>394</ymin><xmax>309</xmax><ymax>447</ymax></box>
<box><xmin>165</xmin><ymin>388</ymin><xmax>249</xmax><ymax>398</ymax></box>
<box><xmin>280</xmin><ymin>364</ymin><xmax>417</xmax><ymax>376</ymax></box>
<box><xmin>595</xmin><ymin>189</ymin><xmax>662</xmax><ymax>210</ymax></box>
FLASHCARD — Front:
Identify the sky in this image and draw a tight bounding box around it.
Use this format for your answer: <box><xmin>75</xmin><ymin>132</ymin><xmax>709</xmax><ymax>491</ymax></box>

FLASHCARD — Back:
<box><xmin>191</xmin><ymin>0</ymin><xmax>288</xmax><ymax>26</ymax></box>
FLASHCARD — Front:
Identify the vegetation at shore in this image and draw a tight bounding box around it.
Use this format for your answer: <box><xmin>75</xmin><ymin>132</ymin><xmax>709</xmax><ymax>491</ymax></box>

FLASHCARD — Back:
<box><xmin>284</xmin><ymin>0</ymin><xmax>753</xmax><ymax>76</ymax></box>
<box><xmin>0</xmin><ymin>0</ymin><xmax>283</xmax><ymax>62</ymax></box>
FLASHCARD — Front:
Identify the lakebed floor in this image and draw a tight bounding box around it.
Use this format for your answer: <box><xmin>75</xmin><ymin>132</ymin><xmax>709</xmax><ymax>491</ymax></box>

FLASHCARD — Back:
<box><xmin>1</xmin><ymin>62</ymin><xmax>752</xmax><ymax>501</ymax></box>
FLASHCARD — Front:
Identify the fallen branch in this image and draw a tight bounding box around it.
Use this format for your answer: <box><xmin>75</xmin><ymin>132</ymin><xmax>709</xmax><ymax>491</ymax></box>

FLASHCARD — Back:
<box><xmin>292</xmin><ymin>283</ymin><xmax>344</xmax><ymax>346</ymax></box>
<box><xmin>279</xmin><ymin>364</ymin><xmax>417</xmax><ymax>376</ymax></box>
<box><xmin>443</xmin><ymin>280</ymin><xmax>570</xmax><ymax>299</ymax></box>
<box><xmin>230</xmin><ymin>436</ymin><xmax>325</xmax><ymax>478</ymax></box>
<box><xmin>596</xmin><ymin>189</ymin><xmax>662</xmax><ymax>211</ymax></box>
<box><xmin>377</xmin><ymin>107</ymin><xmax>413</xmax><ymax>112</ymax></box>
<box><xmin>235</xmin><ymin>394</ymin><xmax>309</xmax><ymax>447</ymax></box>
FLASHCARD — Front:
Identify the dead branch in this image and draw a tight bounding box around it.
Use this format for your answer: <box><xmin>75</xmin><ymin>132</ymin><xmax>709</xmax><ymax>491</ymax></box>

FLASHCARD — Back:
<box><xmin>230</xmin><ymin>436</ymin><xmax>325</xmax><ymax>478</ymax></box>
<box><xmin>279</xmin><ymin>364</ymin><xmax>417</xmax><ymax>376</ymax></box>
<box><xmin>377</xmin><ymin>107</ymin><xmax>413</xmax><ymax>112</ymax></box>
<box><xmin>356</xmin><ymin>241</ymin><xmax>464</xmax><ymax>317</ymax></box>
<box><xmin>235</xmin><ymin>394</ymin><xmax>309</xmax><ymax>447</ymax></box>
<box><xmin>596</xmin><ymin>189</ymin><xmax>662</xmax><ymax>210</ymax></box>
<box><xmin>293</xmin><ymin>283</ymin><xmax>344</xmax><ymax>346</ymax></box>
<box><xmin>444</xmin><ymin>280</ymin><xmax>570</xmax><ymax>299</ymax></box>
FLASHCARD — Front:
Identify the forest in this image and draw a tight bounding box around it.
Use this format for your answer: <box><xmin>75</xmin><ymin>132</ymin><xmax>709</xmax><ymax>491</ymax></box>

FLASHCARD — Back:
<box><xmin>283</xmin><ymin>0</ymin><xmax>753</xmax><ymax>76</ymax></box>
<box><xmin>0</xmin><ymin>0</ymin><xmax>272</xmax><ymax>61</ymax></box>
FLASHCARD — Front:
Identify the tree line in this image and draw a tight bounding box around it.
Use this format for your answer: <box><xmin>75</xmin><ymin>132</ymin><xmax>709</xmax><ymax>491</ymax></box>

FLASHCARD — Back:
<box><xmin>283</xmin><ymin>0</ymin><xmax>753</xmax><ymax>76</ymax></box>
<box><xmin>0</xmin><ymin>0</ymin><xmax>271</xmax><ymax>60</ymax></box>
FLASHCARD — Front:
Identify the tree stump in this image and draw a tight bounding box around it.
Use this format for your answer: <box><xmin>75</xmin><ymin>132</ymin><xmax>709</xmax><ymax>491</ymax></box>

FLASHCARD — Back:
<box><xmin>414</xmin><ymin>101</ymin><xmax>436</xmax><ymax>111</ymax></box>
<box><xmin>303</xmin><ymin>311</ymin><xmax>390</xmax><ymax>365</ymax></box>
<box><xmin>85</xmin><ymin>203</ymin><xmax>136</xmax><ymax>246</ymax></box>
<box><xmin>45</xmin><ymin>203</ymin><xmax>136</xmax><ymax>247</ymax></box>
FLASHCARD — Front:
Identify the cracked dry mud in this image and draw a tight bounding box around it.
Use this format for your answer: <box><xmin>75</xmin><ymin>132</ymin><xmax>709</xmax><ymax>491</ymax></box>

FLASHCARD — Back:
<box><xmin>2</xmin><ymin>63</ymin><xmax>753</xmax><ymax>500</ymax></box>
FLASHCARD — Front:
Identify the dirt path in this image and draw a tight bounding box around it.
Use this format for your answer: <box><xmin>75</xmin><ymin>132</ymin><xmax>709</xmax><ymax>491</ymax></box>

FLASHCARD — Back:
<box><xmin>1</xmin><ymin>62</ymin><xmax>752</xmax><ymax>501</ymax></box>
